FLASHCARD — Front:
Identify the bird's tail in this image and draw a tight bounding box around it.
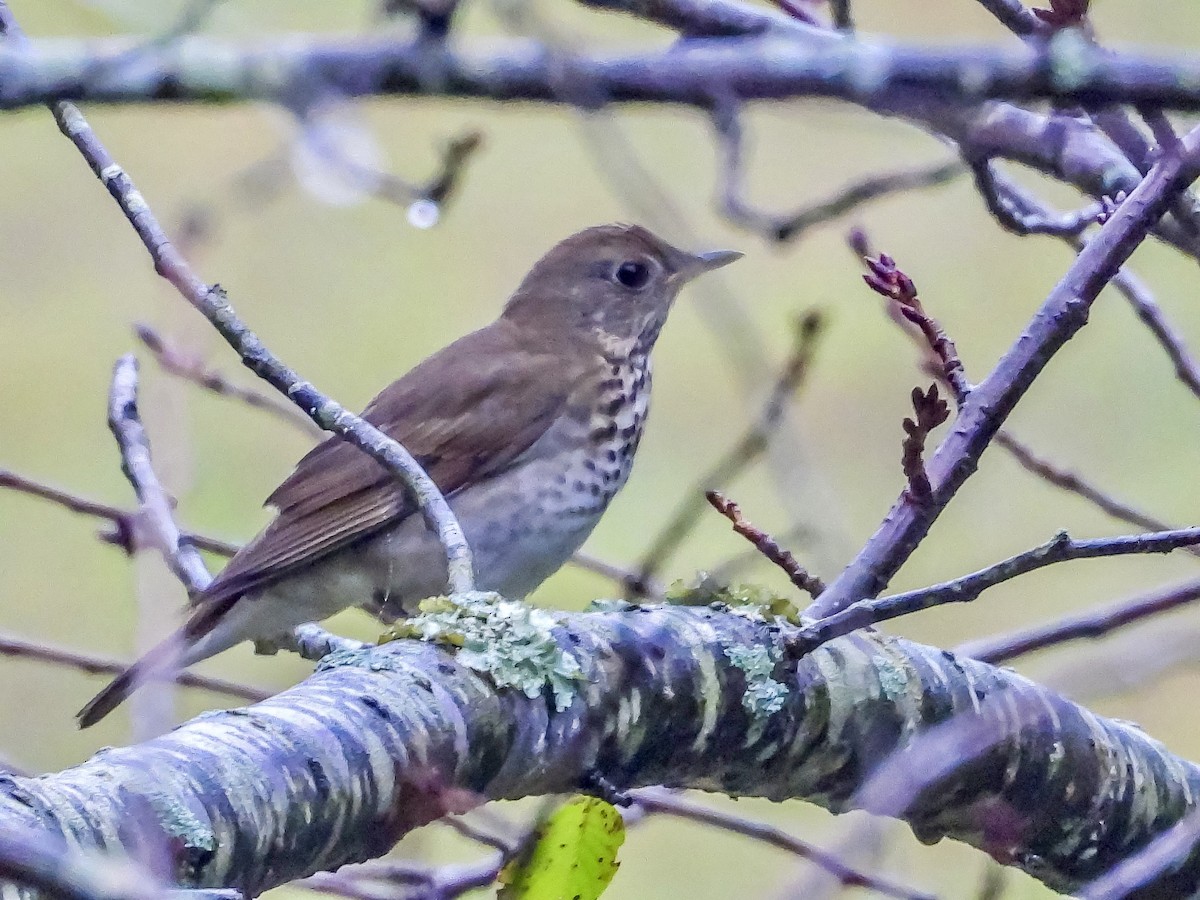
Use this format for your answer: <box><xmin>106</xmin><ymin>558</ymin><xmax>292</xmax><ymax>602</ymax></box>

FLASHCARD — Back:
<box><xmin>76</xmin><ymin>597</ymin><xmax>235</xmax><ymax>729</ymax></box>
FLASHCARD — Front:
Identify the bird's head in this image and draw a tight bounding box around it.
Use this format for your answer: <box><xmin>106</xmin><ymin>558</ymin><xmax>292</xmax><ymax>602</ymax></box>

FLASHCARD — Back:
<box><xmin>502</xmin><ymin>224</ymin><xmax>742</xmax><ymax>353</ymax></box>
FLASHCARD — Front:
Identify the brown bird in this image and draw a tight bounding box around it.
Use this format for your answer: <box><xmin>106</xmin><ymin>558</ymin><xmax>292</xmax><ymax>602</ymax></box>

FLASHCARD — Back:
<box><xmin>77</xmin><ymin>224</ymin><xmax>741</xmax><ymax>727</ymax></box>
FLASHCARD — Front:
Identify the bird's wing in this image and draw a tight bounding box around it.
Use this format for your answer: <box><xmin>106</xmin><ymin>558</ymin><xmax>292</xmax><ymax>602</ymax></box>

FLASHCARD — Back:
<box><xmin>204</xmin><ymin>322</ymin><xmax>591</xmax><ymax>605</ymax></box>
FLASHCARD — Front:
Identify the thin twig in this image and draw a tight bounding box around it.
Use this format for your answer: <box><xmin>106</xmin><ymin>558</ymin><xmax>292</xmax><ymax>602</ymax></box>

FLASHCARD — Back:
<box><xmin>972</xmin><ymin>0</ymin><xmax>1042</xmax><ymax>36</ymax></box>
<box><xmin>899</xmin><ymin>385</ymin><xmax>950</xmax><ymax>503</ymax></box>
<box><xmin>0</xmin><ymin>632</ymin><xmax>269</xmax><ymax>703</ymax></box>
<box><xmin>569</xmin><ymin>551</ymin><xmax>665</xmax><ymax>599</ymax></box>
<box><xmin>860</xmin><ymin>252</ymin><xmax>970</xmax><ymax>404</ymax></box>
<box><xmin>635</xmin><ymin>311</ymin><xmax>825</xmax><ymax>585</ymax></box>
<box><xmin>993</xmin><ymin>431</ymin><xmax>1200</xmax><ymax>558</ymax></box>
<box><xmin>1077</xmin><ymin>807</ymin><xmax>1200</xmax><ymax>900</ymax></box>
<box><xmin>705</xmin><ymin>491</ymin><xmax>826</xmax><ymax>598</ymax></box>
<box><xmin>790</xmin><ymin>526</ymin><xmax>1200</xmax><ymax>658</ymax></box>
<box><xmin>630</xmin><ymin>788</ymin><xmax>933</xmax><ymax>900</ymax></box>
<box><xmin>107</xmin><ymin>355</ymin><xmax>212</xmax><ymax>596</ymax></box>
<box><xmin>304</xmin><ymin>854</ymin><xmax>502</xmax><ymax>900</ymax></box>
<box><xmin>0</xmin><ymin>9</ymin><xmax>475</xmax><ymax>598</ymax></box>
<box><xmin>0</xmin><ymin>467</ymin><xmax>653</xmax><ymax>602</ymax></box>
<box><xmin>852</xmin><ymin>229</ymin><xmax>1200</xmax><ymax>551</ymax></box>
<box><xmin>0</xmin><ymin>820</ymin><xmax>242</xmax><ymax>900</ymax></box>
<box><xmin>828</xmin><ymin>0</ymin><xmax>853</xmax><ymax>30</ymax></box>
<box><xmin>996</xmin><ymin>173</ymin><xmax>1200</xmax><ymax>403</ymax></box>
<box><xmin>807</xmin><ymin>129</ymin><xmax>1200</xmax><ymax>619</ymax></box>
<box><xmin>969</xmin><ymin>158</ymin><xmax>1100</xmax><ymax>237</ymax></box>
<box><xmin>0</xmin><ymin>469</ymin><xmax>239</xmax><ymax>557</ymax></box>
<box><xmin>773</xmin><ymin>0</ymin><xmax>821</xmax><ymax>26</ymax></box>
<box><xmin>956</xmin><ymin>575</ymin><xmax>1200</xmax><ymax>664</ymax></box>
<box><xmin>252</xmin><ymin>624</ymin><xmax>367</xmax><ymax>662</ymax></box>
<box><xmin>1142</xmin><ymin>108</ymin><xmax>1183</xmax><ymax>156</ymax></box>
<box><xmin>135</xmin><ymin>324</ymin><xmax>318</xmax><ymax>435</ymax></box>
<box><xmin>298</xmin><ymin>122</ymin><xmax>483</xmax><ymax>224</ymax></box>
<box><xmin>707</xmin><ymin>523</ymin><xmax>816</xmax><ymax>583</ymax></box>
<box><xmin>712</xmin><ymin>104</ymin><xmax>962</xmax><ymax>242</ymax></box>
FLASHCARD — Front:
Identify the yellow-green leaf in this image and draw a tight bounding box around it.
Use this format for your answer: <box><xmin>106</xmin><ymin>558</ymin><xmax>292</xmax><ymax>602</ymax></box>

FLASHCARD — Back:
<box><xmin>497</xmin><ymin>795</ymin><xmax>625</xmax><ymax>900</ymax></box>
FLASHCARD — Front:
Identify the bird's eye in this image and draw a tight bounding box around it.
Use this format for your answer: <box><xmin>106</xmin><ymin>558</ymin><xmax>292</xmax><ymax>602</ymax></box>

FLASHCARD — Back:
<box><xmin>614</xmin><ymin>260</ymin><xmax>652</xmax><ymax>290</ymax></box>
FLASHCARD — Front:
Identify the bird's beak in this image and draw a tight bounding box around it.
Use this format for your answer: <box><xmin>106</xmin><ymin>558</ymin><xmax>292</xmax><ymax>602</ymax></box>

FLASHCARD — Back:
<box><xmin>666</xmin><ymin>245</ymin><xmax>743</xmax><ymax>283</ymax></box>
<box><xmin>692</xmin><ymin>249</ymin><xmax>743</xmax><ymax>275</ymax></box>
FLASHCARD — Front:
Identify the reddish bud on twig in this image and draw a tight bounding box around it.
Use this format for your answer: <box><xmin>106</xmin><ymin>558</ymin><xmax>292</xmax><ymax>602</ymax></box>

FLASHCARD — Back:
<box><xmin>1032</xmin><ymin>0</ymin><xmax>1088</xmax><ymax>28</ymax></box>
<box><xmin>705</xmin><ymin>490</ymin><xmax>826</xmax><ymax>599</ymax></box>
<box><xmin>901</xmin><ymin>385</ymin><xmax>950</xmax><ymax>502</ymax></box>
<box><xmin>845</xmin><ymin>225</ymin><xmax>872</xmax><ymax>259</ymax></box>
<box><xmin>859</xmin><ymin>251</ymin><xmax>971</xmax><ymax>406</ymax></box>
<box><xmin>1096</xmin><ymin>191</ymin><xmax>1127</xmax><ymax>225</ymax></box>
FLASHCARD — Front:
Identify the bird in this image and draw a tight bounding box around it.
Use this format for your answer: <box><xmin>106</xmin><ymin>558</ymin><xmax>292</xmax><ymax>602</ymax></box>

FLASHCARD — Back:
<box><xmin>77</xmin><ymin>223</ymin><xmax>741</xmax><ymax>727</ymax></box>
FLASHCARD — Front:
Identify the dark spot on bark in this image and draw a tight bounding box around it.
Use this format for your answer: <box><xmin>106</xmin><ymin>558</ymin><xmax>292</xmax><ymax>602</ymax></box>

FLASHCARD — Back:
<box><xmin>362</xmin><ymin>695</ymin><xmax>391</xmax><ymax>720</ymax></box>
<box><xmin>307</xmin><ymin>757</ymin><xmax>331</xmax><ymax>800</ymax></box>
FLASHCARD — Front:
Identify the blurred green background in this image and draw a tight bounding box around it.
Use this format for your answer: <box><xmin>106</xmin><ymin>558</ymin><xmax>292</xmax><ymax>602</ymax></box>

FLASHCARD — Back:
<box><xmin>4</xmin><ymin>1</ymin><xmax>1200</xmax><ymax>897</ymax></box>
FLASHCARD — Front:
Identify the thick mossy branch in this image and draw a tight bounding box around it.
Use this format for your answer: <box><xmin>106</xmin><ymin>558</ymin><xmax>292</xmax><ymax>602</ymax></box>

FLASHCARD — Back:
<box><xmin>1</xmin><ymin>605</ymin><xmax>1197</xmax><ymax>897</ymax></box>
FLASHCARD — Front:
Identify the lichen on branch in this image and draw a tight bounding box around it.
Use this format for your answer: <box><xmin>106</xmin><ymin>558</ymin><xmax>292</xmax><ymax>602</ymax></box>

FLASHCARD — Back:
<box><xmin>3</xmin><ymin>603</ymin><xmax>1199</xmax><ymax>897</ymax></box>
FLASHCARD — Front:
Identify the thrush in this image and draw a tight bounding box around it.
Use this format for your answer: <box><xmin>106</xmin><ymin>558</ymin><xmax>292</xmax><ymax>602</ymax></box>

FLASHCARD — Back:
<box><xmin>77</xmin><ymin>223</ymin><xmax>741</xmax><ymax>727</ymax></box>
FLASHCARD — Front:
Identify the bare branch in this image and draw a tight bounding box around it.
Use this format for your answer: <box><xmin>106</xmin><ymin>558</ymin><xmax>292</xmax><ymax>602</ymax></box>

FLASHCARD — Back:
<box><xmin>807</xmin><ymin>125</ymin><xmax>1200</xmax><ymax>619</ymax></box>
<box><xmin>635</xmin><ymin>311</ymin><xmax>825</xmax><ymax>583</ymax></box>
<box><xmin>297</xmin><ymin>124</ymin><xmax>484</xmax><ymax>225</ymax></box>
<box><xmin>852</xmin><ymin>228</ymin><xmax>1200</xmax><ymax>551</ymax></box>
<box><xmin>0</xmin><ymin>10</ymin><xmax>476</xmax><ymax>598</ymax></box>
<box><xmin>1078</xmin><ymin>807</ymin><xmax>1200</xmax><ymax>900</ymax></box>
<box><xmin>9</xmin><ymin>34</ymin><xmax>1200</xmax><ymax>113</ymax></box>
<box><xmin>631</xmin><ymin>788</ymin><xmax>932</xmax><ymax>900</ymax></box>
<box><xmin>0</xmin><ymin>820</ymin><xmax>242</xmax><ymax>900</ymax></box>
<box><xmin>993</xmin><ymin>431</ymin><xmax>1200</xmax><ymax>556</ymax></box>
<box><xmin>828</xmin><ymin>0</ymin><xmax>853</xmax><ymax>31</ymax></box>
<box><xmin>705</xmin><ymin>490</ymin><xmax>826</xmax><ymax>598</ymax></box>
<box><xmin>957</xmin><ymin>576</ymin><xmax>1200</xmax><ymax>664</ymax></box>
<box><xmin>970</xmin><ymin>159</ymin><xmax>1101</xmax><ymax>237</ymax></box>
<box><xmin>972</xmin><ymin>0</ymin><xmax>1042</xmax><ymax>36</ymax></box>
<box><xmin>569</xmin><ymin>551</ymin><xmax>665</xmax><ymax>600</ymax></box>
<box><xmin>135</xmin><ymin>324</ymin><xmax>318</xmax><ymax>436</ymax></box>
<box><xmin>252</xmin><ymin>624</ymin><xmax>368</xmax><ymax>662</ymax></box>
<box><xmin>0</xmin><ymin>468</ymin><xmax>238</xmax><ymax>557</ymax></box>
<box><xmin>712</xmin><ymin>103</ymin><xmax>963</xmax><ymax>241</ymax></box>
<box><xmin>0</xmin><ymin>632</ymin><xmax>268</xmax><ymax>703</ymax></box>
<box><xmin>107</xmin><ymin>355</ymin><xmax>212</xmax><ymax>596</ymax></box>
<box><xmin>995</xmin><ymin>174</ymin><xmax>1200</xmax><ymax>403</ymax></box>
<box><xmin>791</xmin><ymin>526</ymin><xmax>1200</xmax><ymax>658</ymax></box>
<box><xmin>5</xmin><ymin>606</ymin><xmax>1200</xmax><ymax>895</ymax></box>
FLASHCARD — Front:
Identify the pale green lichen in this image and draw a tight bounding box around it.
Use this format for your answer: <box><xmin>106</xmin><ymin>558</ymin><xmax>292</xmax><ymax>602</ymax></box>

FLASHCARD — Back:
<box><xmin>586</xmin><ymin>598</ymin><xmax>637</xmax><ymax>613</ymax></box>
<box><xmin>873</xmin><ymin>654</ymin><xmax>910</xmax><ymax>704</ymax></box>
<box><xmin>1046</xmin><ymin>28</ymin><xmax>1096</xmax><ymax>92</ymax></box>
<box><xmin>142</xmin><ymin>788</ymin><xmax>215</xmax><ymax>854</ymax></box>
<box><xmin>381</xmin><ymin>592</ymin><xmax>584</xmax><ymax>712</ymax></box>
<box><xmin>665</xmin><ymin>574</ymin><xmax>804</xmax><ymax>624</ymax></box>
<box><xmin>724</xmin><ymin>644</ymin><xmax>787</xmax><ymax>717</ymax></box>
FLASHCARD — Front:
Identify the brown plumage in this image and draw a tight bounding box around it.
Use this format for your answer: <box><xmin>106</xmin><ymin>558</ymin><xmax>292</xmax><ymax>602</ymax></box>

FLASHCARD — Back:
<box><xmin>78</xmin><ymin>224</ymin><xmax>741</xmax><ymax>727</ymax></box>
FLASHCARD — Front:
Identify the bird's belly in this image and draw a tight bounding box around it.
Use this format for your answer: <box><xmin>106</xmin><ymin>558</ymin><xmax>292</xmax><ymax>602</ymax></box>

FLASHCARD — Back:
<box><xmin>350</xmin><ymin>461</ymin><xmax>611</xmax><ymax>619</ymax></box>
<box><xmin>256</xmin><ymin>420</ymin><xmax>637</xmax><ymax>626</ymax></box>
